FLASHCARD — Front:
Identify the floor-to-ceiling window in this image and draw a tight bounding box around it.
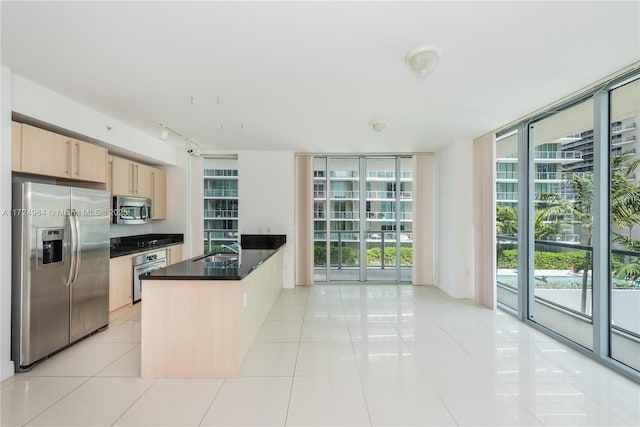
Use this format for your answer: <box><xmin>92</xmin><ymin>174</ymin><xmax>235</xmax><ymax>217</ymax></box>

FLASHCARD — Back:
<box><xmin>609</xmin><ymin>78</ymin><xmax>640</xmax><ymax>371</ymax></box>
<box><xmin>314</xmin><ymin>156</ymin><xmax>413</xmax><ymax>282</ymax></box>
<box><xmin>495</xmin><ymin>69</ymin><xmax>640</xmax><ymax>381</ymax></box>
<box><xmin>203</xmin><ymin>156</ymin><xmax>238</xmax><ymax>253</ymax></box>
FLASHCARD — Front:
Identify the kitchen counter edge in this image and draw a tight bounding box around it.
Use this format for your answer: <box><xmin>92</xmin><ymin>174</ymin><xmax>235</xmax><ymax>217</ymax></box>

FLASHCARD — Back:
<box><xmin>141</xmin><ymin>246</ymin><xmax>284</xmax><ymax>281</ymax></box>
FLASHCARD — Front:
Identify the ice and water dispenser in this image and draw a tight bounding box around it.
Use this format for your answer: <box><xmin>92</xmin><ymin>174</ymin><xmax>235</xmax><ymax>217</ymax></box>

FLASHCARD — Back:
<box><xmin>42</xmin><ymin>229</ymin><xmax>64</xmax><ymax>265</ymax></box>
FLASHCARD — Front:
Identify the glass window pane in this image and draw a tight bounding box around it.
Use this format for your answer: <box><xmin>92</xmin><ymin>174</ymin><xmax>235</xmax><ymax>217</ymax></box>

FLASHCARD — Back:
<box><xmin>329</xmin><ymin>158</ymin><xmax>360</xmax><ymax>281</ymax></box>
<box><xmin>399</xmin><ymin>157</ymin><xmax>413</xmax><ymax>282</ymax></box>
<box><xmin>610</xmin><ymin>78</ymin><xmax>640</xmax><ymax>371</ymax></box>
<box><xmin>313</xmin><ymin>157</ymin><xmax>328</xmax><ymax>282</ymax></box>
<box><xmin>365</xmin><ymin>157</ymin><xmax>398</xmax><ymax>282</ymax></box>
<box><xmin>530</xmin><ymin>99</ymin><xmax>594</xmax><ymax>350</ymax></box>
<box><xmin>496</xmin><ymin>129</ymin><xmax>519</xmax><ymax>310</ymax></box>
<box><xmin>203</xmin><ymin>157</ymin><xmax>238</xmax><ymax>253</ymax></box>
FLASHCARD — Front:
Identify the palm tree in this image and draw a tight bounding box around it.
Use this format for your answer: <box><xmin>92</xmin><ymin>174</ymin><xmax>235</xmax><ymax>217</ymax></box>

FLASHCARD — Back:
<box><xmin>567</xmin><ymin>172</ymin><xmax>594</xmax><ymax>312</ymax></box>
<box><xmin>533</xmin><ymin>192</ymin><xmax>569</xmax><ymax>240</ymax></box>
<box><xmin>610</xmin><ymin>152</ymin><xmax>640</xmax><ymax>282</ymax></box>
<box><xmin>533</xmin><ymin>190</ymin><xmax>594</xmax><ymax>311</ymax></box>
<box><xmin>555</xmin><ymin>152</ymin><xmax>640</xmax><ymax>310</ymax></box>
<box><xmin>496</xmin><ymin>204</ymin><xmax>518</xmax><ymax>236</ymax></box>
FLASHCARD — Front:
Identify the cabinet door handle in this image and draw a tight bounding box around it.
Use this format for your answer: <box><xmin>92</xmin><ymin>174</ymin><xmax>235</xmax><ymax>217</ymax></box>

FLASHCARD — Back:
<box><xmin>129</xmin><ymin>163</ymin><xmax>134</xmax><ymax>193</ymax></box>
<box><xmin>74</xmin><ymin>142</ymin><xmax>80</xmax><ymax>176</ymax></box>
<box><xmin>66</xmin><ymin>140</ymin><xmax>71</xmax><ymax>176</ymax></box>
<box><xmin>135</xmin><ymin>164</ymin><xmax>139</xmax><ymax>193</ymax></box>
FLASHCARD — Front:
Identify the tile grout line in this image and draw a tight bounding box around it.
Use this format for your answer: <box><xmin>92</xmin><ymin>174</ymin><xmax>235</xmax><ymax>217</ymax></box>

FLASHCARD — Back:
<box><xmin>94</xmin><ymin>343</ymin><xmax>140</xmax><ymax>377</ymax></box>
<box><xmin>343</xmin><ymin>285</ymin><xmax>374</xmax><ymax>427</ymax></box>
<box><xmin>18</xmin><ymin>375</ymin><xmax>92</xmax><ymax>427</ymax></box>
<box><xmin>196</xmin><ymin>378</ymin><xmax>226</xmax><ymax>427</ymax></box>
<box><xmin>109</xmin><ymin>378</ymin><xmax>158</xmax><ymax>427</ymax></box>
<box><xmin>283</xmin><ymin>288</ymin><xmax>309</xmax><ymax>426</ymax></box>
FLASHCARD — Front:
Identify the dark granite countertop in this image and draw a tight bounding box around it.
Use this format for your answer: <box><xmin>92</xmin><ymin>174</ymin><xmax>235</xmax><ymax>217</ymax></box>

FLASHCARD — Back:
<box><xmin>141</xmin><ymin>247</ymin><xmax>282</xmax><ymax>281</ymax></box>
<box><xmin>110</xmin><ymin>233</ymin><xmax>184</xmax><ymax>258</ymax></box>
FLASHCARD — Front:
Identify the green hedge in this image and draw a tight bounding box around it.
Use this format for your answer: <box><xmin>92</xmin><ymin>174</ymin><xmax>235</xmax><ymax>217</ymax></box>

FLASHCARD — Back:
<box><xmin>315</xmin><ymin>245</ymin><xmax>413</xmax><ymax>266</ymax></box>
<box><xmin>367</xmin><ymin>247</ymin><xmax>413</xmax><ymax>266</ymax></box>
<box><xmin>314</xmin><ymin>245</ymin><xmax>358</xmax><ymax>266</ymax></box>
<box><xmin>498</xmin><ymin>249</ymin><xmax>586</xmax><ymax>270</ymax></box>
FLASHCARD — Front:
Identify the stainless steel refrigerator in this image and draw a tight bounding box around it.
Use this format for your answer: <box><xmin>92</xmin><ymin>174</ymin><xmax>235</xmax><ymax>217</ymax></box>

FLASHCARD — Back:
<box><xmin>12</xmin><ymin>182</ymin><xmax>110</xmax><ymax>370</ymax></box>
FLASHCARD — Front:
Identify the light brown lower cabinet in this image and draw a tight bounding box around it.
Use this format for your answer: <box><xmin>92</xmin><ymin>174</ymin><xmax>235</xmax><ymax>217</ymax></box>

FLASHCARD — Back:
<box><xmin>168</xmin><ymin>244</ymin><xmax>183</xmax><ymax>265</ymax></box>
<box><xmin>109</xmin><ymin>255</ymin><xmax>133</xmax><ymax>312</ymax></box>
<box><xmin>140</xmin><ymin>249</ymin><xmax>283</xmax><ymax>378</ymax></box>
<box><xmin>109</xmin><ymin>243</ymin><xmax>184</xmax><ymax>312</ymax></box>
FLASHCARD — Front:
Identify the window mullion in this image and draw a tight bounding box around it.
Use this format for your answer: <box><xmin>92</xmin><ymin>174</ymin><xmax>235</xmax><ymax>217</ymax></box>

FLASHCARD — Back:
<box><xmin>592</xmin><ymin>90</ymin><xmax>611</xmax><ymax>358</ymax></box>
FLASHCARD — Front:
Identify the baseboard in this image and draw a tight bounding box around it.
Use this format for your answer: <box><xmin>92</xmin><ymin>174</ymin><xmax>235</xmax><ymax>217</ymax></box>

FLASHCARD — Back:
<box><xmin>1</xmin><ymin>360</ymin><xmax>15</xmax><ymax>382</ymax></box>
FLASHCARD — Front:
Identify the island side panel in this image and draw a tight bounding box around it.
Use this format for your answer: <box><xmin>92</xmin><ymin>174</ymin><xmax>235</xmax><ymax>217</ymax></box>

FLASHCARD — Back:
<box><xmin>141</xmin><ymin>279</ymin><xmax>240</xmax><ymax>378</ymax></box>
<box><xmin>239</xmin><ymin>250</ymin><xmax>284</xmax><ymax>363</ymax></box>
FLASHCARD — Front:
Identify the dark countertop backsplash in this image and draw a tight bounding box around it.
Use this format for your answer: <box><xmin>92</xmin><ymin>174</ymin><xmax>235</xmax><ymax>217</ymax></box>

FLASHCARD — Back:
<box><xmin>240</xmin><ymin>234</ymin><xmax>286</xmax><ymax>249</ymax></box>
<box><xmin>110</xmin><ymin>233</ymin><xmax>184</xmax><ymax>258</ymax></box>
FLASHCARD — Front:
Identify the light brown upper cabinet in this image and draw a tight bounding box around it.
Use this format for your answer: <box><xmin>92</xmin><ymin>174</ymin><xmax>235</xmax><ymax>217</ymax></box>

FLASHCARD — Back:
<box><xmin>13</xmin><ymin>123</ymin><xmax>107</xmax><ymax>183</ymax></box>
<box><xmin>11</xmin><ymin>122</ymin><xmax>22</xmax><ymax>171</ymax></box>
<box><xmin>110</xmin><ymin>155</ymin><xmax>153</xmax><ymax>199</ymax></box>
<box><xmin>152</xmin><ymin>167</ymin><xmax>167</xmax><ymax>220</ymax></box>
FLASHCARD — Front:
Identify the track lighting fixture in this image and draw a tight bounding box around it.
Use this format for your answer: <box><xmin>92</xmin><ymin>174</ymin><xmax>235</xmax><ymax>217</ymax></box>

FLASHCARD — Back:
<box><xmin>158</xmin><ymin>122</ymin><xmax>201</xmax><ymax>156</ymax></box>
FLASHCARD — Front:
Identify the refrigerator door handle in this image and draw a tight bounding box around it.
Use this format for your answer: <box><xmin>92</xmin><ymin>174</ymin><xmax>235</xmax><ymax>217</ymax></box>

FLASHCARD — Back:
<box><xmin>70</xmin><ymin>211</ymin><xmax>81</xmax><ymax>286</ymax></box>
<box><xmin>65</xmin><ymin>210</ymin><xmax>75</xmax><ymax>287</ymax></box>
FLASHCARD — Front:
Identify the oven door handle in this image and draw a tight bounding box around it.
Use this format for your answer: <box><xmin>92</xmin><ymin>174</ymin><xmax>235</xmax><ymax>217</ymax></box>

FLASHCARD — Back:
<box><xmin>135</xmin><ymin>260</ymin><xmax>167</xmax><ymax>278</ymax></box>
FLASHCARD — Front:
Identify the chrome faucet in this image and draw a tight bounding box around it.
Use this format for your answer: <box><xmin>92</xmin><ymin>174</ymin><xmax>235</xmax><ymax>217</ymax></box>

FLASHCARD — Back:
<box><xmin>220</xmin><ymin>243</ymin><xmax>242</xmax><ymax>263</ymax></box>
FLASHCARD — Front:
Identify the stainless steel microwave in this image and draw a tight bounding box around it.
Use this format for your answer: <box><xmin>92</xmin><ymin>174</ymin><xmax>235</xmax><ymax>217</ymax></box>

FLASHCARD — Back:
<box><xmin>113</xmin><ymin>196</ymin><xmax>151</xmax><ymax>224</ymax></box>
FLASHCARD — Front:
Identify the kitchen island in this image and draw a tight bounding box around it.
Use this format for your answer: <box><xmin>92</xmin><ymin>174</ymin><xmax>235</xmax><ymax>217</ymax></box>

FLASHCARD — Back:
<box><xmin>139</xmin><ymin>246</ymin><xmax>284</xmax><ymax>378</ymax></box>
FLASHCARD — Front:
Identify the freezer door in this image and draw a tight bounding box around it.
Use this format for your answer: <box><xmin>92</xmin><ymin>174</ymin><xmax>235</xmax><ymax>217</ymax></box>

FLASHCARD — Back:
<box><xmin>12</xmin><ymin>182</ymin><xmax>72</xmax><ymax>367</ymax></box>
<box><xmin>69</xmin><ymin>188</ymin><xmax>110</xmax><ymax>342</ymax></box>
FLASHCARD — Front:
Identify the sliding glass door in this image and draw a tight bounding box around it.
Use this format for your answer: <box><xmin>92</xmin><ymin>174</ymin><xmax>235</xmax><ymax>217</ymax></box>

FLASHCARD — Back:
<box><xmin>528</xmin><ymin>98</ymin><xmax>595</xmax><ymax>349</ymax></box>
<box><xmin>314</xmin><ymin>156</ymin><xmax>413</xmax><ymax>282</ymax></box>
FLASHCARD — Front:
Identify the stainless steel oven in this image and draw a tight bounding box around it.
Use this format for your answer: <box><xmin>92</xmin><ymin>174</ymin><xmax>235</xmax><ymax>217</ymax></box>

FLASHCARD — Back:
<box><xmin>113</xmin><ymin>196</ymin><xmax>151</xmax><ymax>224</ymax></box>
<box><xmin>132</xmin><ymin>249</ymin><xmax>167</xmax><ymax>303</ymax></box>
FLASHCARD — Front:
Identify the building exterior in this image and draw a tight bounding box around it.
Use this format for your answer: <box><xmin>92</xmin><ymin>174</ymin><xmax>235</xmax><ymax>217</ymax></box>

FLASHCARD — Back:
<box><xmin>203</xmin><ymin>157</ymin><xmax>239</xmax><ymax>253</ymax></box>
<box><xmin>496</xmin><ymin>114</ymin><xmax>640</xmax><ymax>243</ymax></box>
<box><xmin>496</xmin><ymin>136</ymin><xmax>583</xmax><ymax>242</ymax></box>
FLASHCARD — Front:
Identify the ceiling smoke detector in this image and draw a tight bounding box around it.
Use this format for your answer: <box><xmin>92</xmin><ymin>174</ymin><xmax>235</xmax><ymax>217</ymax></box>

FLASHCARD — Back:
<box><xmin>405</xmin><ymin>45</ymin><xmax>443</xmax><ymax>77</ymax></box>
<box><xmin>369</xmin><ymin>120</ymin><xmax>390</xmax><ymax>133</ymax></box>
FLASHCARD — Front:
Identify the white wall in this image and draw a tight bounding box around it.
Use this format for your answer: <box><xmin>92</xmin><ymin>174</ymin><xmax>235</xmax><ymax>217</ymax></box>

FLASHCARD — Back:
<box><xmin>434</xmin><ymin>140</ymin><xmax>475</xmax><ymax>299</ymax></box>
<box><xmin>111</xmin><ymin>223</ymin><xmax>153</xmax><ymax>238</ymax></box>
<box><xmin>1</xmin><ymin>66</ymin><xmax>15</xmax><ymax>380</ymax></box>
<box><xmin>11</xmin><ymin>74</ymin><xmax>177</xmax><ymax>166</ymax></box>
<box><xmin>238</xmin><ymin>151</ymin><xmax>295</xmax><ymax>288</ymax></box>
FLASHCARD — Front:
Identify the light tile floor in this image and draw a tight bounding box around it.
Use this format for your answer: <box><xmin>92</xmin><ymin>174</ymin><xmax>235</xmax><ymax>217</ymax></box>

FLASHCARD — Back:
<box><xmin>1</xmin><ymin>285</ymin><xmax>639</xmax><ymax>426</ymax></box>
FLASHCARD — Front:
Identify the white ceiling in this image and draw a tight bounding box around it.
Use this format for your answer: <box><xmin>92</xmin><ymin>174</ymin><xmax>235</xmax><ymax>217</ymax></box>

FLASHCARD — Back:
<box><xmin>2</xmin><ymin>1</ymin><xmax>639</xmax><ymax>154</ymax></box>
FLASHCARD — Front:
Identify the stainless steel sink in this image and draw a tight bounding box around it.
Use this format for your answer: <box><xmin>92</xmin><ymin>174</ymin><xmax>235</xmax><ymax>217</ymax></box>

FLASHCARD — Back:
<box><xmin>195</xmin><ymin>252</ymin><xmax>238</xmax><ymax>266</ymax></box>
